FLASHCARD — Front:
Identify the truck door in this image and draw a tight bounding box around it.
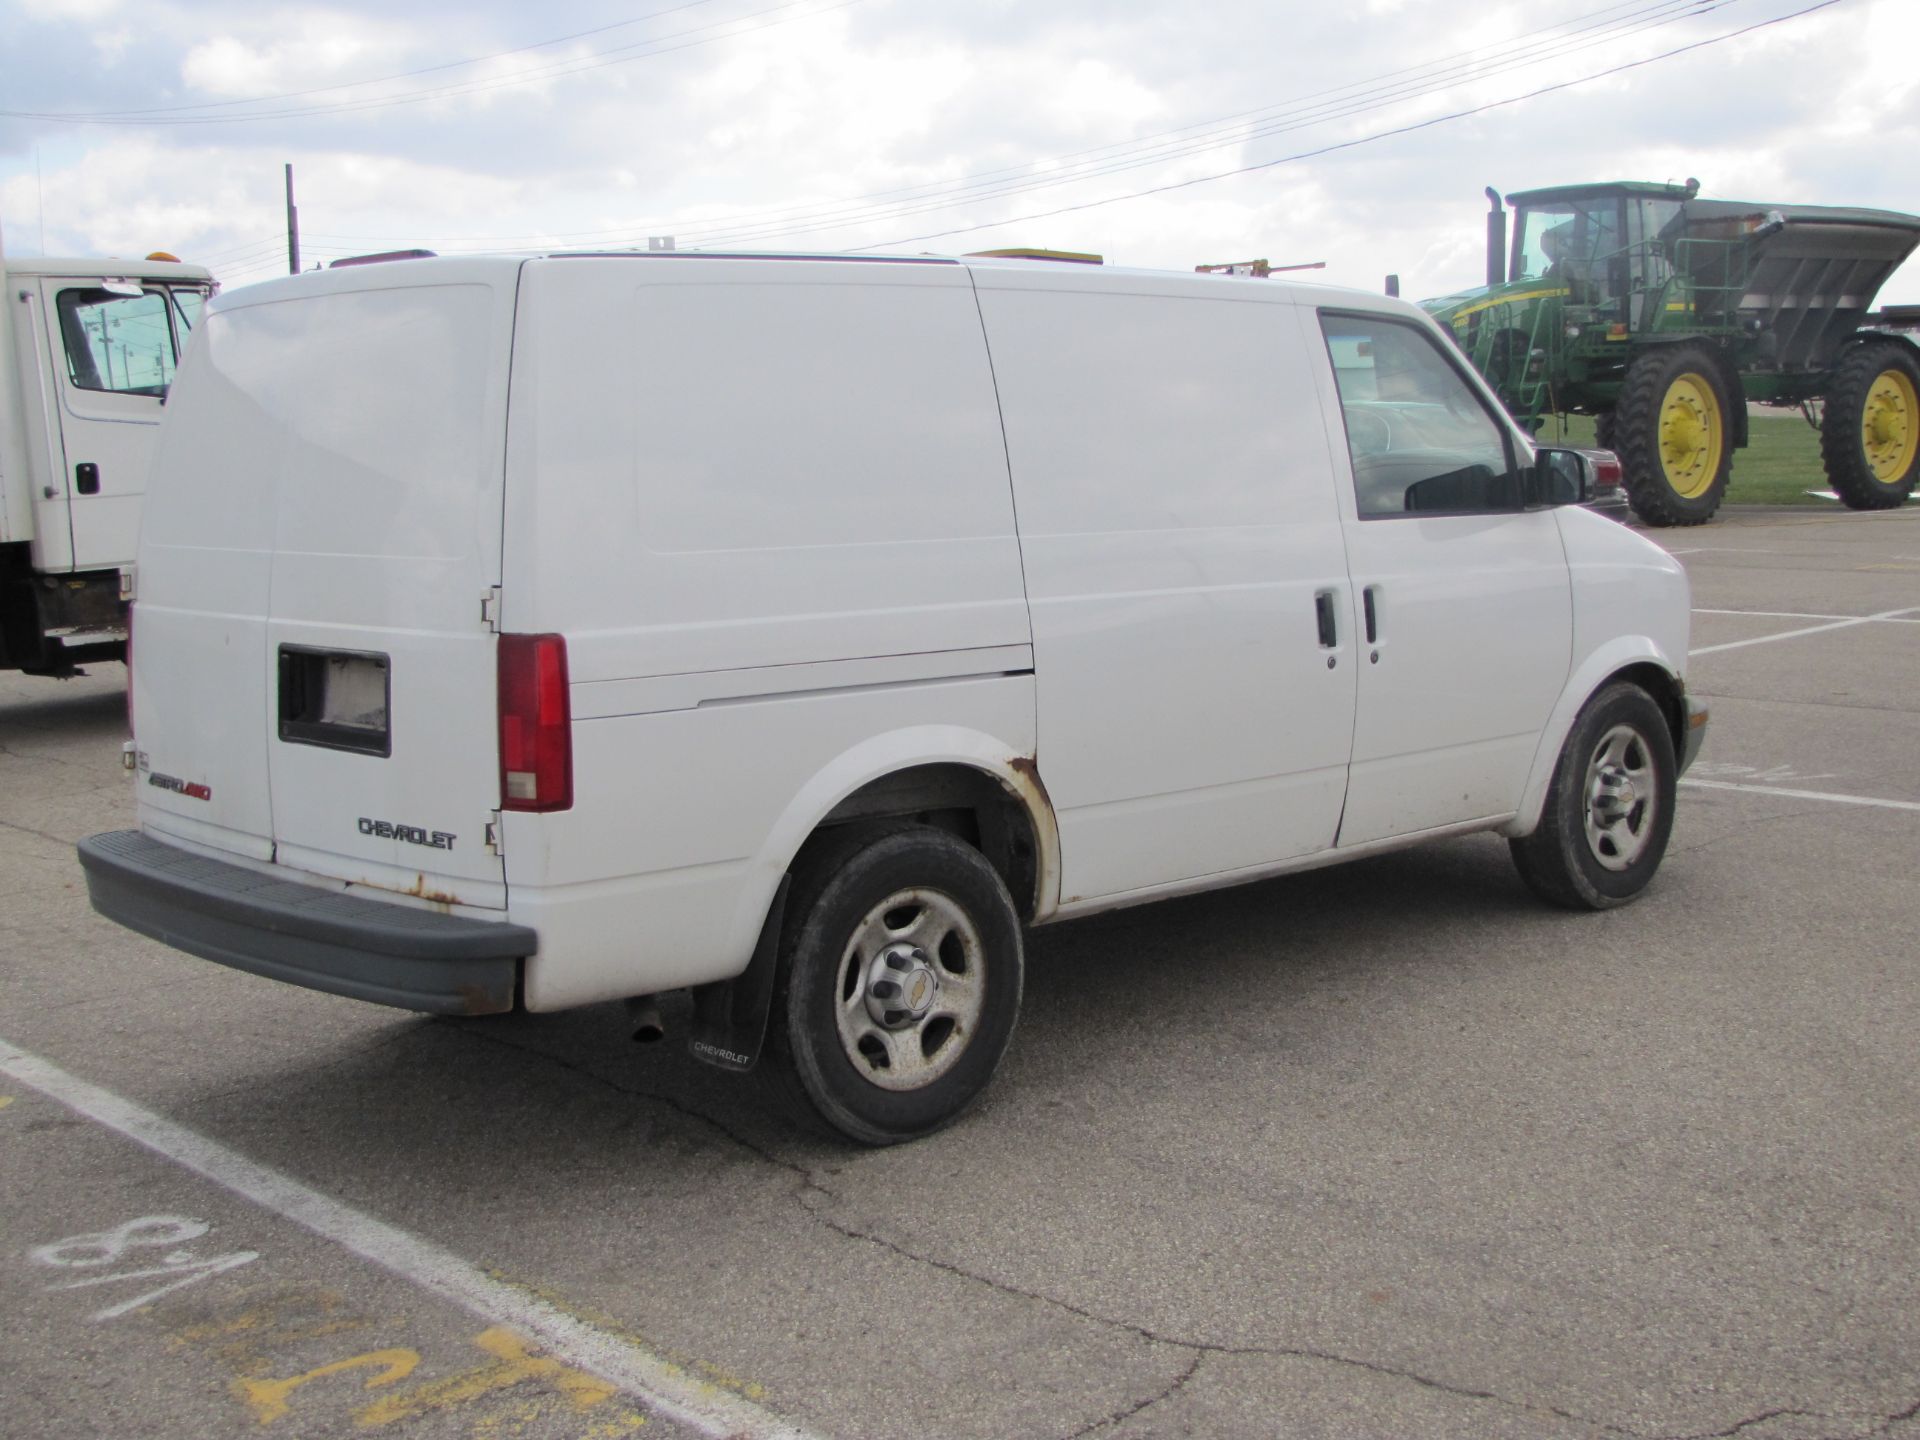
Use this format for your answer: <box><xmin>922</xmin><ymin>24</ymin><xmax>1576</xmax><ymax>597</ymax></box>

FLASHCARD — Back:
<box><xmin>37</xmin><ymin>279</ymin><xmax>204</xmax><ymax>572</ymax></box>
<box><xmin>1312</xmin><ymin>308</ymin><xmax>1572</xmax><ymax>849</ymax></box>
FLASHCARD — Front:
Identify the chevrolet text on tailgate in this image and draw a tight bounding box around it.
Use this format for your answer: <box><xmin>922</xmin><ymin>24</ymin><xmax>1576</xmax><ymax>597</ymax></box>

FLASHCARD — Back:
<box><xmin>78</xmin><ymin>250</ymin><xmax>1707</xmax><ymax>1146</ymax></box>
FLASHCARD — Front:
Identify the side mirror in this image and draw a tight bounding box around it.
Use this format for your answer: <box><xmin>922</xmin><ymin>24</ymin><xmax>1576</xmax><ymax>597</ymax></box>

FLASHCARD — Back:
<box><xmin>1531</xmin><ymin>447</ymin><xmax>1592</xmax><ymax>507</ymax></box>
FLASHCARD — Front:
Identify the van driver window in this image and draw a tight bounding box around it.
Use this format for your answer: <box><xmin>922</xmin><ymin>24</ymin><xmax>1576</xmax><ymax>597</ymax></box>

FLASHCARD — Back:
<box><xmin>1318</xmin><ymin>313</ymin><xmax>1521</xmax><ymax>518</ymax></box>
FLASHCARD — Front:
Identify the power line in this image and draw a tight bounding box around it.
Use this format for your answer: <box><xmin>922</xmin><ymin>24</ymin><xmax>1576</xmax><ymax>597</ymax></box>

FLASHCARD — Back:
<box><xmin>400</xmin><ymin>0</ymin><xmax>1752</xmax><ymax>255</ymax></box>
<box><xmin>847</xmin><ymin>0</ymin><xmax>1842</xmax><ymax>253</ymax></box>
<box><xmin>687</xmin><ymin>0</ymin><xmax>1741</xmax><ymax>249</ymax></box>
<box><xmin>264</xmin><ymin>0</ymin><xmax>1741</xmax><ymax>257</ymax></box>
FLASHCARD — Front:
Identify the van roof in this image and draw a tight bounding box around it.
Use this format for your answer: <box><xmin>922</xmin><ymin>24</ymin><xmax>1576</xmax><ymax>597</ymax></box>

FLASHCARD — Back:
<box><xmin>213</xmin><ymin>247</ymin><xmax>1421</xmax><ymax>320</ymax></box>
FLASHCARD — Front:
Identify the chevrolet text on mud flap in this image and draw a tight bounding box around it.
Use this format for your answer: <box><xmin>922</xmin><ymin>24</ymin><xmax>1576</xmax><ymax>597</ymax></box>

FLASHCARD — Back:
<box><xmin>357</xmin><ymin>819</ymin><xmax>456</xmax><ymax>851</ymax></box>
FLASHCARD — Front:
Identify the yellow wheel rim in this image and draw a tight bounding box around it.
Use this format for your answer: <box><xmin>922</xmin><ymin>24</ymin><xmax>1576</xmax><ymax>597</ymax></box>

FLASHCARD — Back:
<box><xmin>1861</xmin><ymin>367</ymin><xmax>1918</xmax><ymax>483</ymax></box>
<box><xmin>1657</xmin><ymin>372</ymin><xmax>1724</xmax><ymax>499</ymax></box>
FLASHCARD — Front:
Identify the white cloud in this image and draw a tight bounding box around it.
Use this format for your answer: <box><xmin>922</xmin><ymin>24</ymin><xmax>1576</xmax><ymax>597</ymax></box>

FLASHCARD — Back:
<box><xmin>2</xmin><ymin>0</ymin><xmax>1914</xmax><ymax>302</ymax></box>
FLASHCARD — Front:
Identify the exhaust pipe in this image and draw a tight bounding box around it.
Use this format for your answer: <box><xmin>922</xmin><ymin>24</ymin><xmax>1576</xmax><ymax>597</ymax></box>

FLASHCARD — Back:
<box><xmin>624</xmin><ymin>996</ymin><xmax>665</xmax><ymax>1045</ymax></box>
<box><xmin>1485</xmin><ymin>186</ymin><xmax>1507</xmax><ymax>289</ymax></box>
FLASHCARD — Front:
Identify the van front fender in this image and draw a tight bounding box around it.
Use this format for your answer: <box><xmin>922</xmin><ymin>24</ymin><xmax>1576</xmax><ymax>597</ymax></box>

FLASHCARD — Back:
<box><xmin>1498</xmin><ymin>637</ymin><xmax>1685</xmax><ymax>839</ymax></box>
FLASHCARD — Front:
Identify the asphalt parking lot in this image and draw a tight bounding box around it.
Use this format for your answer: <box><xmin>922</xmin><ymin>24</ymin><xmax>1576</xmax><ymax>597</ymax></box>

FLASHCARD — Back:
<box><xmin>2</xmin><ymin>503</ymin><xmax>1917</xmax><ymax>1440</ymax></box>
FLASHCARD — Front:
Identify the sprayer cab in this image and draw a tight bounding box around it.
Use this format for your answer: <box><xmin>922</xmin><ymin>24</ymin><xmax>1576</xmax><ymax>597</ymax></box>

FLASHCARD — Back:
<box><xmin>1426</xmin><ymin>178</ymin><xmax>1920</xmax><ymax>526</ymax></box>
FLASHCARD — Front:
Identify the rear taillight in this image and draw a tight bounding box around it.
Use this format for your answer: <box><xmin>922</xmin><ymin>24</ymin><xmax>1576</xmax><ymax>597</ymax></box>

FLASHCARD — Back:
<box><xmin>1589</xmin><ymin>450</ymin><xmax>1624</xmax><ymax>492</ymax></box>
<box><xmin>497</xmin><ymin>633</ymin><xmax>572</xmax><ymax>813</ymax></box>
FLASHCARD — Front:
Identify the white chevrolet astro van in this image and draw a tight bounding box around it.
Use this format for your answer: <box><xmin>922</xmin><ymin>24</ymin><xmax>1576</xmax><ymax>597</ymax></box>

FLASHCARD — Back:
<box><xmin>80</xmin><ymin>251</ymin><xmax>1707</xmax><ymax>1144</ymax></box>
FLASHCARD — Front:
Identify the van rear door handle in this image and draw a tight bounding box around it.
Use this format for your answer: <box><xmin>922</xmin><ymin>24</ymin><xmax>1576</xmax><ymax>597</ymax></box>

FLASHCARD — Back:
<box><xmin>1314</xmin><ymin>590</ymin><xmax>1338</xmax><ymax>649</ymax></box>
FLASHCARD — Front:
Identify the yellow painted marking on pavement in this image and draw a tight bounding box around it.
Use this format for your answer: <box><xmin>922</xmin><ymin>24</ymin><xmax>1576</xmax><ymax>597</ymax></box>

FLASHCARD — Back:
<box><xmin>0</xmin><ymin>1095</ymin><xmax>13</xmax><ymax>1110</ymax></box>
<box><xmin>0</xmin><ymin>1044</ymin><xmax>818</xmax><ymax>1439</ymax></box>
<box><xmin>354</xmin><ymin>1327</ymin><xmax>618</xmax><ymax>1427</ymax></box>
<box><xmin>235</xmin><ymin>1347</ymin><xmax>421</xmax><ymax>1424</ymax></box>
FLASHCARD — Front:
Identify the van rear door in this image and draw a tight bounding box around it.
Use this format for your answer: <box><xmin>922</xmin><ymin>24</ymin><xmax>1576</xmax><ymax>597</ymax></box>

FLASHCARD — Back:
<box><xmin>136</xmin><ymin>261</ymin><xmax>520</xmax><ymax>906</ymax></box>
<box><xmin>260</xmin><ymin>266</ymin><xmax>519</xmax><ymax>907</ymax></box>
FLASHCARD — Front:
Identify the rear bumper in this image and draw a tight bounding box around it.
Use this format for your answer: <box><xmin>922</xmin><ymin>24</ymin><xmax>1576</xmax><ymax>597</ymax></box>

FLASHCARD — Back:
<box><xmin>77</xmin><ymin>829</ymin><xmax>534</xmax><ymax>1016</ymax></box>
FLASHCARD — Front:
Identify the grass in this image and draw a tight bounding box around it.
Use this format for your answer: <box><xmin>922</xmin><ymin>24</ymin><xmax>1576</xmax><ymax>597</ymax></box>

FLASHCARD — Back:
<box><xmin>1538</xmin><ymin>410</ymin><xmax>1834</xmax><ymax>506</ymax></box>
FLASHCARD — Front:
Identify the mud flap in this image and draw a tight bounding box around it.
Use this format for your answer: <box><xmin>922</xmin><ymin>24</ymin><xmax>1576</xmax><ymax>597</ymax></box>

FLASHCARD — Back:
<box><xmin>686</xmin><ymin>875</ymin><xmax>788</xmax><ymax>1073</ymax></box>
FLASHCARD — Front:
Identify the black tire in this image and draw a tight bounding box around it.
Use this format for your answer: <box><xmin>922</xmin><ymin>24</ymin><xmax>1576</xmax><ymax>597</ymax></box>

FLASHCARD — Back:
<box><xmin>766</xmin><ymin>825</ymin><xmax>1023</xmax><ymax>1145</ymax></box>
<box><xmin>1509</xmin><ymin>682</ymin><xmax>1677</xmax><ymax>911</ymax></box>
<box><xmin>1592</xmin><ymin>409</ymin><xmax>1617</xmax><ymax>453</ymax></box>
<box><xmin>1614</xmin><ymin>343</ymin><xmax>1735</xmax><ymax>526</ymax></box>
<box><xmin>1819</xmin><ymin>341</ymin><xmax>1920</xmax><ymax>510</ymax></box>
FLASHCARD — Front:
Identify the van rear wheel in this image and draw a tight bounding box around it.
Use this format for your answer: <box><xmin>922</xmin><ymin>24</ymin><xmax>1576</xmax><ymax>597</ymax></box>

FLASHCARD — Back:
<box><xmin>1509</xmin><ymin>682</ymin><xmax>1677</xmax><ymax>910</ymax></box>
<box><xmin>768</xmin><ymin>825</ymin><xmax>1023</xmax><ymax>1145</ymax></box>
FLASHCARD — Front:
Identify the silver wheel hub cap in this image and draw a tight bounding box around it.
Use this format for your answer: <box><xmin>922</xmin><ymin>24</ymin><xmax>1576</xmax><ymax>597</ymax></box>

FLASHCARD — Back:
<box><xmin>1583</xmin><ymin>724</ymin><xmax>1658</xmax><ymax>872</ymax></box>
<box><xmin>834</xmin><ymin>887</ymin><xmax>986</xmax><ymax>1093</ymax></box>
<box><xmin>864</xmin><ymin>945</ymin><xmax>940</xmax><ymax>1029</ymax></box>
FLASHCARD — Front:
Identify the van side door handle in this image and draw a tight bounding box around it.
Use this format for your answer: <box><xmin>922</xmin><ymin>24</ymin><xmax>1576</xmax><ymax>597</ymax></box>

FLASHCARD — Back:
<box><xmin>1362</xmin><ymin>585</ymin><xmax>1379</xmax><ymax>644</ymax></box>
<box><xmin>1314</xmin><ymin>590</ymin><xmax>1338</xmax><ymax>649</ymax></box>
<box><xmin>75</xmin><ymin>462</ymin><xmax>100</xmax><ymax>496</ymax></box>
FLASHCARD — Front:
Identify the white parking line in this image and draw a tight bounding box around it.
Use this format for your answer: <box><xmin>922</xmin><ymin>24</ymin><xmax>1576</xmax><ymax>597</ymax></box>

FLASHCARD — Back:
<box><xmin>0</xmin><ymin>1042</ymin><xmax>825</xmax><ymax>1440</ymax></box>
<box><xmin>1691</xmin><ymin>606</ymin><xmax>1920</xmax><ymax>655</ymax></box>
<box><xmin>1680</xmin><ymin>779</ymin><xmax>1920</xmax><ymax>813</ymax></box>
<box><xmin>1695</xmin><ymin>608</ymin><xmax>1920</xmax><ymax>622</ymax></box>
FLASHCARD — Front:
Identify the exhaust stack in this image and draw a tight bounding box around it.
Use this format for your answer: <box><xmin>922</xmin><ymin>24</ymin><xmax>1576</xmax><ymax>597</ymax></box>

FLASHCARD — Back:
<box><xmin>1486</xmin><ymin>187</ymin><xmax>1507</xmax><ymax>288</ymax></box>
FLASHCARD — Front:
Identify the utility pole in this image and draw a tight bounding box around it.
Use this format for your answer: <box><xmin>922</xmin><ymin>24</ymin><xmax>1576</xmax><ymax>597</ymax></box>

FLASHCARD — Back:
<box><xmin>285</xmin><ymin>163</ymin><xmax>300</xmax><ymax>275</ymax></box>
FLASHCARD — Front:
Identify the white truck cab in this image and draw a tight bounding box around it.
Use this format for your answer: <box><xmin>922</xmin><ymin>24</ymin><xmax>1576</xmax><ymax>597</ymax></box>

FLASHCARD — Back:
<box><xmin>80</xmin><ymin>250</ymin><xmax>1707</xmax><ymax>1144</ymax></box>
<box><xmin>1</xmin><ymin>240</ymin><xmax>213</xmax><ymax>674</ymax></box>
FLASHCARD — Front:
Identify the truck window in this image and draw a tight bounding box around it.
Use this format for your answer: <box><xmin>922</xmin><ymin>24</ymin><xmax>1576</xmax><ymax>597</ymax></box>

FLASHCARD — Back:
<box><xmin>169</xmin><ymin>286</ymin><xmax>206</xmax><ymax>340</ymax></box>
<box><xmin>1512</xmin><ymin>200</ymin><xmax>1624</xmax><ymax>288</ymax></box>
<box><xmin>55</xmin><ymin>287</ymin><xmax>186</xmax><ymax>396</ymax></box>
<box><xmin>1319</xmin><ymin>312</ymin><xmax>1520</xmax><ymax>518</ymax></box>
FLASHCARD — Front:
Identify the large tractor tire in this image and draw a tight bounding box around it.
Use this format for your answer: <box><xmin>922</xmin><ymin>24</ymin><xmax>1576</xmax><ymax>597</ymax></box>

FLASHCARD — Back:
<box><xmin>1820</xmin><ymin>341</ymin><xmax>1920</xmax><ymax>509</ymax></box>
<box><xmin>1614</xmin><ymin>343</ymin><xmax>1735</xmax><ymax>526</ymax></box>
<box><xmin>1593</xmin><ymin>409</ymin><xmax>1617</xmax><ymax>452</ymax></box>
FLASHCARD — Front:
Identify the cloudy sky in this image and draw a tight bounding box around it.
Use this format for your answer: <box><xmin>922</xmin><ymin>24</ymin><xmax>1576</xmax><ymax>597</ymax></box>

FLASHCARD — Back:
<box><xmin>3</xmin><ymin>0</ymin><xmax>1917</xmax><ymax>306</ymax></box>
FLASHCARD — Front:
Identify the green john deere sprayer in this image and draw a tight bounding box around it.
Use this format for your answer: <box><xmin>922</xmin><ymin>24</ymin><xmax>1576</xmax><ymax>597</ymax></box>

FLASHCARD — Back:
<box><xmin>1423</xmin><ymin>180</ymin><xmax>1920</xmax><ymax>525</ymax></box>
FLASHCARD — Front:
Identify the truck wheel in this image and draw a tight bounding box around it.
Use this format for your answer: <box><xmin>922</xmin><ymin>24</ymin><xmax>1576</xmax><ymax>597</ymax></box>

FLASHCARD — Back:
<box><xmin>1614</xmin><ymin>344</ymin><xmax>1734</xmax><ymax>526</ymax></box>
<box><xmin>1820</xmin><ymin>341</ymin><xmax>1920</xmax><ymax>509</ymax></box>
<box><xmin>1593</xmin><ymin>409</ymin><xmax>1617</xmax><ymax>452</ymax></box>
<box><xmin>1509</xmin><ymin>682</ymin><xmax>1677</xmax><ymax>911</ymax></box>
<box><xmin>768</xmin><ymin>825</ymin><xmax>1023</xmax><ymax>1145</ymax></box>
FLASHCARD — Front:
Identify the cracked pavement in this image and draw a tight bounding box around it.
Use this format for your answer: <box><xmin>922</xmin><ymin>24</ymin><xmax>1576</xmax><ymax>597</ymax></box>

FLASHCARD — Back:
<box><xmin>3</xmin><ymin>505</ymin><xmax>1918</xmax><ymax>1438</ymax></box>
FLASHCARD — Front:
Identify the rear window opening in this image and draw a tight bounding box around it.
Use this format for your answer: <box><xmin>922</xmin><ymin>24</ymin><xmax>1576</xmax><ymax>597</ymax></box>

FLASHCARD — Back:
<box><xmin>278</xmin><ymin>646</ymin><xmax>392</xmax><ymax>757</ymax></box>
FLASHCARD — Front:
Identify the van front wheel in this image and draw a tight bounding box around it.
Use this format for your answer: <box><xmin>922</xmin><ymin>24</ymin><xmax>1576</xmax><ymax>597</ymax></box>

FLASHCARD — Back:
<box><xmin>1509</xmin><ymin>682</ymin><xmax>1677</xmax><ymax>910</ymax></box>
<box><xmin>769</xmin><ymin>826</ymin><xmax>1024</xmax><ymax>1145</ymax></box>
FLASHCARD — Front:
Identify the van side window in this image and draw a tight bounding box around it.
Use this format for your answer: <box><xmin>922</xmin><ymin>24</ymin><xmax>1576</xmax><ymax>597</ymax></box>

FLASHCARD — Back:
<box><xmin>1318</xmin><ymin>312</ymin><xmax>1520</xmax><ymax>518</ymax></box>
<box><xmin>56</xmin><ymin>287</ymin><xmax>185</xmax><ymax>397</ymax></box>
